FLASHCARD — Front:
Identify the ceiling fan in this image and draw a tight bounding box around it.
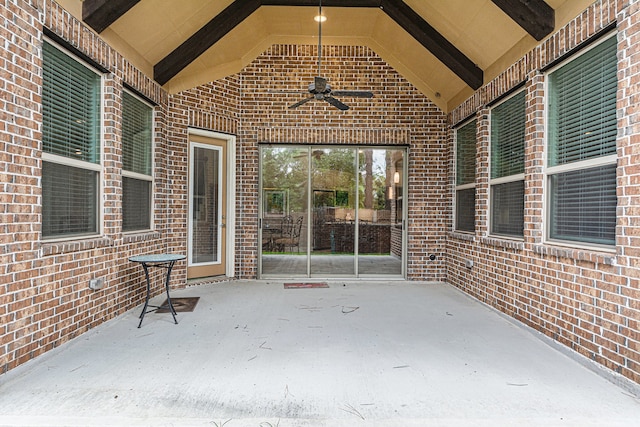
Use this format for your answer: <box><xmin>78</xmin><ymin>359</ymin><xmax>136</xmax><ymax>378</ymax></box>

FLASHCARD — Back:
<box><xmin>287</xmin><ymin>0</ymin><xmax>374</xmax><ymax>111</ymax></box>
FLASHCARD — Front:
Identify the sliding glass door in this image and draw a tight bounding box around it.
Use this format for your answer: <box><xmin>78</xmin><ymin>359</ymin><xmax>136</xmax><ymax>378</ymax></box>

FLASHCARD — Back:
<box><xmin>259</xmin><ymin>145</ymin><xmax>405</xmax><ymax>278</ymax></box>
<box><xmin>310</xmin><ymin>148</ymin><xmax>357</xmax><ymax>276</ymax></box>
<box><xmin>260</xmin><ymin>146</ymin><xmax>309</xmax><ymax>276</ymax></box>
<box><xmin>357</xmin><ymin>148</ymin><xmax>404</xmax><ymax>276</ymax></box>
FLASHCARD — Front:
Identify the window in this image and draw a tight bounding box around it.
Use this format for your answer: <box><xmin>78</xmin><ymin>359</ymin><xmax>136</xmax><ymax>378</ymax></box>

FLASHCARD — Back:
<box><xmin>42</xmin><ymin>41</ymin><xmax>101</xmax><ymax>239</ymax></box>
<box><xmin>490</xmin><ymin>91</ymin><xmax>525</xmax><ymax>237</ymax></box>
<box><xmin>122</xmin><ymin>91</ymin><xmax>153</xmax><ymax>232</ymax></box>
<box><xmin>546</xmin><ymin>34</ymin><xmax>617</xmax><ymax>246</ymax></box>
<box><xmin>455</xmin><ymin>119</ymin><xmax>476</xmax><ymax>232</ymax></box>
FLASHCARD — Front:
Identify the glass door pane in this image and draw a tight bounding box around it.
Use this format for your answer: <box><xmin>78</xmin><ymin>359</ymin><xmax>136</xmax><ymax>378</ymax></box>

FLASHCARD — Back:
<box><xmin>310</xmin><ymin>148</ymin><xmax>357</xmax><ymax>276</ymax></box>
<box><xmin>357</xmin><ymin>148</ymin><xmax>404</xmax><ymax>276</ymax></box>
<box><xmin>188</xmin><ymin>135</ymin><xmax>227</xmax><ymax>279</ymax></box>
<box><xmin>259</xmin><ymin>145</ymin><xmax>406</xmax><ymax>279</ymax></box>
<box><xmin>260</xmin><ymin>146</ymin><xmax>309</xmax><ymax>276</ymax></box>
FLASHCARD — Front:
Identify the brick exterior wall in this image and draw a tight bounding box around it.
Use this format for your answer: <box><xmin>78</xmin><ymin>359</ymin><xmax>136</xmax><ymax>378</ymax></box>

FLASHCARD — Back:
<box><xmin>1</xmin><ymin>0</ymin><xmax>172</xmax><ymax>373</ymax></box>
<box><xmin>169</xmin><ymin>44</ymin><xmax>449</xmax><ymax>280</ymax></box>
<box><xmin>447</xmin><ymin>0</ymin><xmax>640</xmax><ymax>384</ymax></box>
<box><xmin>0</xmin><ymin>0</ymin><xmax>638</xmax><ymax>389</ymax></box>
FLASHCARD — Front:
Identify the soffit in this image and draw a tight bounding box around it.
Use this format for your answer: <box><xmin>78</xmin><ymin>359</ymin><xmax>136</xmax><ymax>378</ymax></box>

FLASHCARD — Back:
<box><xmin>61</xmin><ymin>0</ymin><xmax>594</xmax><ymax>112</ymax></box>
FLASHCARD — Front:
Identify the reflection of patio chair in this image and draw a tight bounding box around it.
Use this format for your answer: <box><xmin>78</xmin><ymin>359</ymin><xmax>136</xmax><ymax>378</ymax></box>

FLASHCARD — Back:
<box><xmin>275</xmin><ymin>216</ymin><xmax>304</xmax><ymax>253</ymax></box>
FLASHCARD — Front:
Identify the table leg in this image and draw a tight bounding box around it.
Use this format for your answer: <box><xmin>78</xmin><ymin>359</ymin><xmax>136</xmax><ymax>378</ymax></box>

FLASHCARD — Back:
<box><xmin>163</xmin><ymin>260</ymin><xmax>178</xmax><ymax>325</ymax></box>
<box><xmin>137</xmin><ymin>260</ymin><xmax>179</xmax><ymax>328</ymax></box>
<box><xmin>138</xmin><ymin>263</ymin><xmax>152</xmax><ymax>328</ymax></box>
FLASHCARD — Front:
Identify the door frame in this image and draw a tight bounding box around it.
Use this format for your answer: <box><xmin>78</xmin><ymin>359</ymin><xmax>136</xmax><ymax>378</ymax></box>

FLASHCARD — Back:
<box><xmin>258</xmin><ymin>144</ymin><xmax>407</xmax><ymax>279</ymax></box>
<box><xmin>187</xmin><ymin>128</ymin><xmax>236</xmax><ymax>278</ymax></box>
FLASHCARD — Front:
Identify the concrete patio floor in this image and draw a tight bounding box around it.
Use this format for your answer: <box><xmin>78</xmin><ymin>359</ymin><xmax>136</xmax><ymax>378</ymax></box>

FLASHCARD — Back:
<box><xmin>1</xmin><ymin>280</ymin><xmax>639</xmax><ymax>427</ymax></box>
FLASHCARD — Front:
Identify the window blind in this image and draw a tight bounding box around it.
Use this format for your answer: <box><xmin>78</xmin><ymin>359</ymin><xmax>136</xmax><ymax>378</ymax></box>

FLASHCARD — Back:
<box><xmin>122</xmin><ymin>177</ymin><xmax>151</xmax><ymax>231</ymax></box>
<box><xmin>490</xmin><ymin>91</ymin><xmax>525</xmax><ymax>237</ymax></box>
<box><xmin>122</xmin><ymin>92</ymin><xmax>152</xmax><ymax>175</ymax></box>
<box><xmin>42</xmin><ymin>41</ymin><xmax>100</xmax><ymax>164</ymax></box>
<box><xmin>547</xmin><ymin>34</ymin><xmax>617</xmax><ymax>246</ymax></box>
<box><xmin>42</xmin><ymin>41</ymin><xmax>101</xmax><ymax>239</ymax></box>
<box><xmin>491</xmin><ymin>181</ymin><xmax>524</xmax><ymax>237</ymax></box>
<box><xmin>456</xmin><ymin>188</ymin><xmax>475</xmax><ymax>232</ymax></box>
<box><xmin>549</xmin><ymin>164</ymin><xmax>616</xmax><ymax>245</ymax></box>
<box><xmin>548</xmin><ymin>36</ymin><xmax>617</xmax><ymax>167</ymax></box>
<box><xmin>42</xmin><ymin>162</ymin><xmax>98</xmax><ymax>238</ymax></box>
<box><xmin>456</xmin><ymin>120</ymin><xmax>477</xmax><ymax>186</ymax></box>
<box><xmin>491</xmin><ymin>91</ymin><xmax>525</xmax><ymax>179</ymax></box>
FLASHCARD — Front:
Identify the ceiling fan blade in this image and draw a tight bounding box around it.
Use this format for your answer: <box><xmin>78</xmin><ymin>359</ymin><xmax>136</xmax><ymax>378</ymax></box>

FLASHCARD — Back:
<box><xmin>314</xmin><ymin>76</ymin><xmax>327</xmax><ymax>93</ymax></box>
<box><xmin>331</xmin><ymin>90</ymin><xmax>374</xmax><ymax>98</ymax></box>
<box><xmin>268</xmin><ymin>89</ymin><xmax>309</xmax><ymax>94</ymax></box>
<box><xmin>324</xmin><ymin>96</ymin><xmax>349</xmax><ymax>111</ymax></box>
<box><xmin>288</xmin><ymin>96</ymin><xmax>315</xmax><ymax>109</ymax></box>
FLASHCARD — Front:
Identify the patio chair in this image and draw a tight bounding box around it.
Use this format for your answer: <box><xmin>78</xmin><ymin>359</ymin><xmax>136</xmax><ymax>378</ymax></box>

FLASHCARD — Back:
<box><xmin>275</xmin><ymin>215</ymin><xmax>304</xmax><ymax>253</ymax></box>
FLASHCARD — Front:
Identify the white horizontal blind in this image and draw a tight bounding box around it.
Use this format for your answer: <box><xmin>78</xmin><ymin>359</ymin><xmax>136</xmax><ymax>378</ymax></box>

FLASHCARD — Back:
<box><xmin>456</xmin><ymin>120</ymin><xmax>476</xmax><ymax>186</ymax></box>
<box><xmin>547</xmin><ymin>35</ymin><xmax>617</xmax><ymax>246</ymax></box>
<box><xmin>122</xmin><ymin>177</ymin><xmax>151</xmax><ymax>231</ymax></box>
<box><xmin>491</xmin><ymin>181</ymin><xmax>524</xmax><ymax>236</ymax></box>
<box><xmin>122</xmin><ymin>92</ymin><xmax>152</xmax><ymax>175</ymax></box>
<box><xmin>549</xmin><ymin>165</ymin><xmax>616</xmax><ymax>245</ymax></box>
<box><xmin>491</xmin><ymin>92</ymin><xmax>525</xmax><ymax>178</ymax></box>
<box><xmin>122</xmin><ymin>91</ymin><xmax>153</xmax><ymax>232</ymax></box>
<box><xmin>41</xmin><ymin>41</ymin><xmax>101</xmax><ymax>238</ymax></box>
<box><xmin>491</xmin><ymin>91</ymin><xmax>525</xmax><ymax>237</ymax></box>
<box><xmin>548</xmin><ymin>36</ymin><xmax>617</xmax><ymax>166</ymax></box>
<box><xmin>42</xmin><ymin>162</ymin><xmax>98</xmax><ymax>238</ymax></box>
<box><xmin>456</xmin><ymin>120</ymin><xmax>476</xmax><ymax>232</ymax></box>
<box><xmin>42</xmin><ymin>42</ymin><xmax>100</xmax><ymax>164</ymax></box>
<box><xmin>456</xmin><ymin>188</ymin><xmax>475</xmax><ymax>232</ymax></box>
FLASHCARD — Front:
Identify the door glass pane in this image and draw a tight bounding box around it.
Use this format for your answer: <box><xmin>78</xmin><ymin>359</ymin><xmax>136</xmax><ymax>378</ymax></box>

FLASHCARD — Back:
<box><xmin>191</xmin><ymin>145</ymin><xmax>220</xmax><ymax>264</ymax></box>
<box><xmin>311</xmin><ymin>148</ymin><xmax>356</xmax><ymax>276</ymax></box>
<box><xmin>357</xmin><ymin>148</ymin><xmax>403</xmax><ymax>276</ymax></box>
<box><xmin>261</xmin><ymin>146</ymin><xmax>309</xmax><ymax>276</ymax></box>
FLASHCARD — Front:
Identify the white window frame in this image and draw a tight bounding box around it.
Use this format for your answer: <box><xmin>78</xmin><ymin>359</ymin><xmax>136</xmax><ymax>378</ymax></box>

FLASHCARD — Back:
<box><xmin>41</xmin><ymin>38</ymin><xmax>104</xmax><ymax>242</ymax></box>
<box><xmin>543</xmin><ymin>32</ymin><xmax>618</xmax><ymax>251</ymax></box>
<box><xmin>121</xmin><ymin>89</ymin><xmax>155</xmax><ymax>233</ymax></box>
<box><xmin>488</xmin><ymin>89</ymin><xmax>525</xmax><ymax>239</ymax></box>
<box><xmin>454</xmin><ymin>118</ymin><xmax>477</xmax><ymax>233</ymax></box>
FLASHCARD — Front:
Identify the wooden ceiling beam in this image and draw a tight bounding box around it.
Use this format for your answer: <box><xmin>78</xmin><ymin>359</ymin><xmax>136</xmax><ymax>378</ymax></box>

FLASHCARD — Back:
<box><xmin>154</xmin><ymin>0</ymin><xmax>261</xmax><ymax>86</ymax></box>
<box><xmin>261</xmin><ymin>0</ymin><xmax>381</xmax><ymax>6</ymax></box>
<box><xmin>380</xmin><ymin>0</ymin><xmax>483</xmax><ymax>90</ymax></box>
<box><xmin>82</xmin><ymin>0</ymin><xmax>141</xmax><ymax>34</ymax></box>
<box><xmin>154</xmin><ymin>0</ymin><xmax>483</xmax><ymax>89</ymax></box>
<box><xmin>491</xmin><ymin>0</ymin><xmax>554</xmax><ymax>41</ymax></box>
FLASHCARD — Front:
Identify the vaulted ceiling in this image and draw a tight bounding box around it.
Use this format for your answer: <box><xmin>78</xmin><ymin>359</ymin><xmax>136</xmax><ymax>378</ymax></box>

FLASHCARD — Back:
<box><xmin>60</xmin><ymin>0</ymin><xmax>594</xmax><ymax>111</ymax></box>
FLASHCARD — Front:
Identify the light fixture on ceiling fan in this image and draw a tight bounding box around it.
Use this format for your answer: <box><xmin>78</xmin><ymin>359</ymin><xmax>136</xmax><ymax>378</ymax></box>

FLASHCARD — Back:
<box><xmin>287</xmin><ymin>0</ymin><xmax>374</xmax><ymax>110</ymax></box>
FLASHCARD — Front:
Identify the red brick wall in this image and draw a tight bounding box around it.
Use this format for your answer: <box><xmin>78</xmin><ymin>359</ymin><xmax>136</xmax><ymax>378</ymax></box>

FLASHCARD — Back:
<box><xmin>169</xmin><ymin>44</ymin><xmax>450</xmax><ymax>280</ymax></box>
<box><xmin>447</xmin><ymin>0</ymin><xmax>640</xmax><ymax>384</ymax></box>
<box><xmin>240</xmin><ymin>45</ymin><xmax>448</xmax><ymax>279</ymax></box>
<box><xmin>0</xmin><ymin>0</ymin><xmax>174</xmax><ymax>373</ymax></box>
<box><xmin>165</xmin><ymin>78</ymin><xmax>241</xmax><ymax>277</ymax></box>
<box><xmin>1</xmin><ymin>0</ymin><xmax>639</xmax><ymax>389</ymax></box>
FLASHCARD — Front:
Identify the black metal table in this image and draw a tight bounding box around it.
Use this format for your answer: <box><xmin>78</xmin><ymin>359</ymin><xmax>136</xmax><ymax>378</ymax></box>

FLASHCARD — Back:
<box><xmin>129</xmin><ymin>254</ymin><xmax>186</xmax><ymax>328</ymax></box>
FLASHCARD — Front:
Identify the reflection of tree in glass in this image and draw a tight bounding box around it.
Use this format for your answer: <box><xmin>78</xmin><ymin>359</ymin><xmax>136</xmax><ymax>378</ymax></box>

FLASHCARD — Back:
<box><xmin>312</xmin><ymin>149</ymin><xmax>356</xmax><ymax>209</ymax></box>
<box><xmin>261</xmin><ymin>147</ymin><xmax>308</xmax><ymax>213</ymax></box>
<box><xmin>262</xmin><ymin>147</ymin><xmax>396</xmax><ymax>213</ymax></box>
<box><xmin>359</xmin><ymin>149</ymin><xmax>392</xmax><ymax>210</ymax></box>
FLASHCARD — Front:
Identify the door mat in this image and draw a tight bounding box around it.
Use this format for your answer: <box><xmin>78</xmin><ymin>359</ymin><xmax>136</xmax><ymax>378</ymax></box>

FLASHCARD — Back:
<box><xmin>284</xmin><ymin>282</ymin><xmax>329</xmax><ymax>289</ymax></box>
<box><xmin>157</xmin><ymin>297</ymin><xmax>200</xmax><ymax>313</ymax></box>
